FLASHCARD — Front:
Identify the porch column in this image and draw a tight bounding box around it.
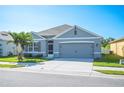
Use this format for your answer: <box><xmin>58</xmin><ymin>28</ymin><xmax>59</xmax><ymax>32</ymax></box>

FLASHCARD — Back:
<box><xmin>28</xmin><ymin>45</ymin><xmax>29</xmax><ymax>52</ymax></box>
<box><xmin>32</xmin><ymin>42</ymin><xmax>34</xmax><ymax>52</ymax></box>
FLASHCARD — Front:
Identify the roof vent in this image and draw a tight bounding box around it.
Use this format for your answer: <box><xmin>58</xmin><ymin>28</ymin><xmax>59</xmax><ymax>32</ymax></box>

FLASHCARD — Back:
<box><xmin>74</xmin><ymin>26</ymin><xmax>77</xmax><ymax>35</ymax></box>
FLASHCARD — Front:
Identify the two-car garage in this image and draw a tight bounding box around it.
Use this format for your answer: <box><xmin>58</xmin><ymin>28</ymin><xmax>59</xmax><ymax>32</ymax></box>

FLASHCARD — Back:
<box><xmin>59</xmin><ymin>41</ymin><xmax>94</xmax><ymax>58</ymax></box>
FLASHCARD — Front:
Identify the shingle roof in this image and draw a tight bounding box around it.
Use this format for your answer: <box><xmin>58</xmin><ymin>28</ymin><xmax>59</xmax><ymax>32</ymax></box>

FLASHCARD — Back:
<box><xmin>38</xmin><ymin>24</ymin><xmax>72</xmax><ymax>37</ymax></box>
<box><xmin>0</xmin><ymin>32</ymin><xmax>13</xmax><ymax>41</ymax></box>
<box><xmin>110</xmin><ymin>37</ymin><xmax>124</xmax><ymax>44</ymax></box>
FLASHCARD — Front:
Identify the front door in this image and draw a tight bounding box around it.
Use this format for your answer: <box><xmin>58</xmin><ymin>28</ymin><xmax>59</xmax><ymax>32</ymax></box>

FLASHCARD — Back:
<box><xmin>48</xmin><ymin>40</ymin><xmax>53</xmax><ymax>54</ymax></box>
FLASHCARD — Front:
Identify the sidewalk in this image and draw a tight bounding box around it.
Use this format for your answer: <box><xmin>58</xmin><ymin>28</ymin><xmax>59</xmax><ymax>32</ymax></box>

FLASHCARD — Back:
<box><xmin>93</xmin><ymin>66</ymin><xmax>124</xmax><ymax>71</ymax></box>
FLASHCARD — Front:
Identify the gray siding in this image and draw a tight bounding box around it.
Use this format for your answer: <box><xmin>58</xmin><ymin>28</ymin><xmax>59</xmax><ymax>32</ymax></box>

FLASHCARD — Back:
<box><xmin>32</xmin><ymin>32</ymin><xmax>45</xmax><ymax>39</ymax></box>
<box><xmin>40</xmin><ymin>40</ymin><xmax>47</xmax><ymax>57</ymax></box>
<box><xmin>25</xmin><ymin>33</ymin><xmax>47</xmax><ymax>57</ymax></box>
<box><xmin>0</xmin><ymin>41</ymin><xmax>16</xmax><ymax>56</ymax></box>
<box><xmin>32</xmin><ymin>33</ymin><xmax>47</xmax><ymax>56</ymax></box>
<box><xmin>57</xmin><ymin>27</ymin><xmax>98</xmax><ymax>38</ymax></box>
<box><xmin>25</xmin><ymin>40</ymin><xmax>47</xmax><ymax>57</ymax></box>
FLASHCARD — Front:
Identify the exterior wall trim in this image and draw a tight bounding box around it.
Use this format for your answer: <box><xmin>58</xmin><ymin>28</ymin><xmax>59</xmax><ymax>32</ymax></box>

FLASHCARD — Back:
<box><xmin>54</xmin><ymin>52</ymin><xmax>59</xmax><ymax>53</ymax></box>
<box><xmin>94</xmin><ymin>52</ymin><xmax>101</xmax><ymax>54</ymax></box>
<box><xmin>33</xmin><ymin>39</ymin><xmax>46</xmax><ymax>41</ymax></box>
<box><xmin>54</xmin><ymin>37</ymin><xmax>102</xmax><ymax>40</ymax></box>
<box><xmin>54</xmin><ymin>52</ymin><xmax>101</xmax><ymax>54</ymax></box>
<box><xmin>59</xmin><ymin>41</ymin><xmax>95</xmax><ymax>44</ymax></box>
<box><xmin>23</xmin><ymin>52</ymin><xmax>46</xmax><ymax>53</ymax></box>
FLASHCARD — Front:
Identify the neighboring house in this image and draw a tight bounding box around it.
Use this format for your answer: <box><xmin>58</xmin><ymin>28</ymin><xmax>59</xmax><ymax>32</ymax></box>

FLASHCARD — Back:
<box><xmin>110</xmin><ymin>37</ymin><xmax>124</xmax><ymax>57</ymax></box>
<box><xmin>0</xmin><ymin>32</ymin><xmax>17</xmax><ymax>56</ymax></box>
<box><xmin>23</xmin><ymin>24</ymin><xmax>103</xmax><ymax>59</ymax></box>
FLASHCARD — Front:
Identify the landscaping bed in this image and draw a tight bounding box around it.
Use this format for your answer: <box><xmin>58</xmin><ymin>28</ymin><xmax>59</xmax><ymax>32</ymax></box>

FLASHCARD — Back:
<box><xmin>93</xmin><ymin>54</ymin><xmax>124</xmax><ymax>68</ymax></box>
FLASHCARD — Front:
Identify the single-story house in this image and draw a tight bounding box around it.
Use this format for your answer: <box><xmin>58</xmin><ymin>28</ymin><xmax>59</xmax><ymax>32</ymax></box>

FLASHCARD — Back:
<box><xmin>23</xmin><ymin>24</ymin><xmax>103</xmax><ymax>59</ymax></box>
<box><xmin>110</xmin><ymin>37</ymin><xmax>124</xmax><ymax>57</ymax></box>
<box><xmin>0</xmin><ymin>32</ymin><xmax>17</xmax><ymax>56</ymax></box>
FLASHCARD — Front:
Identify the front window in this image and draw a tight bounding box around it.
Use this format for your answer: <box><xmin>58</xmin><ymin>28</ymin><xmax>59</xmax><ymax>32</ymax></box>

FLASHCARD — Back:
<box><xmin>34</xmin><ymin>41</ymin><xmax>41</xmax><ymax>52</ymax></box>
<box><xmin>24</xmin><ymin>41</ymin><xmax>41</xmax><ymax>52</ymax></box>
<box><xmin>24</xmin><ymin>45</ymin><xmax>28</xmax><ymax>52</ymax></box>
<box><xmin>29</xmin><ymin>43</ymin><xmax>33</xmax><ymax>51</ymax></box>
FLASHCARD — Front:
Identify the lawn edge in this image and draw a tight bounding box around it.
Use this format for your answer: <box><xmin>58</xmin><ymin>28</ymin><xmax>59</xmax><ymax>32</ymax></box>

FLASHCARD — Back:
<box><xmin>95</xmin><ymin>70</ymin><xmax>124</xmax><ymax>75</ymax></box>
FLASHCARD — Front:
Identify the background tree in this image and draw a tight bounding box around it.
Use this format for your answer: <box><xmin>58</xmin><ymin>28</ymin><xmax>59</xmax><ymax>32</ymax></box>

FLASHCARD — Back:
<box><xmin>102</xmin><ymin>37</ymin><xmax>115</xmax><ymax>49</ymax></box>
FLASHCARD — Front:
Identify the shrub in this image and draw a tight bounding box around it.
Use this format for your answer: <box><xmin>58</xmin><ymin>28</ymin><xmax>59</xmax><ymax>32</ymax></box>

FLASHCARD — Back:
<box><xmin>35</xmin><ymin>54</ymin><xmax>43</xmax><ymax>57</ymax></box>
<box><xmin>24</xmin><ymin>53</ymin><xmax>32</xmax><ymax>57</ymax></box>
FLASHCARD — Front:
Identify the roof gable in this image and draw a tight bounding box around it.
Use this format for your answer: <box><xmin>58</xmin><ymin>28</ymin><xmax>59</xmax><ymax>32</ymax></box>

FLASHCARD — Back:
<box><xmin>31</xmin><ymin>32</ymin><xmax>45</xmax><ymax>40</ymax></box>
<box><xmin>0</xmin><ymin>32</ymin><xmax>13</xmax><ymax>41</ymax></box>
<box><xmin>110</xmin><ymin>37</ymin><xmax>124</xmax><ymax>44</ymax></box>
<box><xmin>54</xmin><ymin>25</ymin><xmax>102</xmax><ymax>39</ymax></box>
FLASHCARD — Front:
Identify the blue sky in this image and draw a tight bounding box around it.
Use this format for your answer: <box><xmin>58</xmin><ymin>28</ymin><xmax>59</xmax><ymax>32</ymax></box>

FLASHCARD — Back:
<box><xmin>0</xmin><ymin>5</ymin><xmax>124</xmax><ymax>38</ymax></box>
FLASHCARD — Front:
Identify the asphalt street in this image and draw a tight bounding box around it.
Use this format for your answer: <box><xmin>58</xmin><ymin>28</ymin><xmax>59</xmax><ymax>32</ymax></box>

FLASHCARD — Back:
<box><xmin>0</xmin><ymin>70</ymin><xmax>124</xmax><ymax>87</ymax></box>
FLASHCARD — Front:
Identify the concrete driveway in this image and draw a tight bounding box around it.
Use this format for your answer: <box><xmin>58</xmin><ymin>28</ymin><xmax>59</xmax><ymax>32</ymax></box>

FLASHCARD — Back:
<box><xmin>25</xmin><ymin>58</ymin><xmax>93</xmax><ymax>75</ymax></box>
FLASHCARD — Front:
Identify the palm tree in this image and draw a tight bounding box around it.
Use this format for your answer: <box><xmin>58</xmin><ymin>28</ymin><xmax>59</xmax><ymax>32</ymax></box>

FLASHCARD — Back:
<box><xmin>18</xmin><ymin>32</ymin><xmax>32</xmax><ymax>58</ymax></box>
<box><xmin>9</xmin><ymin>32</ymin><xmax>32</xmax><ymax>61</ymax></box>
<box><xmin>9</xmin><ymin>32</ymin><xmax>20</xmax><ymax>56</ymax></box>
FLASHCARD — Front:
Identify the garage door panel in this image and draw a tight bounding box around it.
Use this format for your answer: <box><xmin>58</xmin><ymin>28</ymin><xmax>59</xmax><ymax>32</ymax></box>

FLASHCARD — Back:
<box><xmin>60</xmin><ymin>43</ymin><xmax>93</xmax><ymax>58</ymax></box>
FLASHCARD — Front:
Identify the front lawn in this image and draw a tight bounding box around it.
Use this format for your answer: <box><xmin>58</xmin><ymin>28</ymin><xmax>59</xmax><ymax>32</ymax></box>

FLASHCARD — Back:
<box><xmin>93</xmin><ymin>54</ymin><xmax>124</xmax><ymax>68</ymax></box>
<box><xmin>94</xmin><ymin>62</ymin><xmax>124</xmax><ymax>68</ymax></box>
<box><xmin>0</xmin><ymin>56</ymin><xmax>48</xmax><ymax>63</ymax></box>
<box><xmin>0</xmin><ymin>64</ymin><xmax>21</xmax><ymax>68</ymax></box>
<box><xmin>95</xmin><ymin>70</ymin><xmax>124</xmax><ymax>75</ymax></box>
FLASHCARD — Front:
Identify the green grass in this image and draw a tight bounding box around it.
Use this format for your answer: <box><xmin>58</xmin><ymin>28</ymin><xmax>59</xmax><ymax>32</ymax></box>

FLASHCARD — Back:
<box><xmin>93</xmin><ymin>54</ymin><xmax>124</xmax><ymax>68</ymax></box>
<box><xmin>94</xmin><ymin>62</ymin><xmax>124</xmax><ymax>68</ymax></box>
<box><xmin>95</xmin><ymin>70</ymin><xmax>124</xmax><ymax>75</ymax></box>
<box><xmin>0</xmin><ymin>64</ymin><xmax>21</xmax><ymax>68</ymax></box>
<box><xmin>0</xmin><ymin>56</ymin><xmax>48</xmax><ymax>63</ymax></box>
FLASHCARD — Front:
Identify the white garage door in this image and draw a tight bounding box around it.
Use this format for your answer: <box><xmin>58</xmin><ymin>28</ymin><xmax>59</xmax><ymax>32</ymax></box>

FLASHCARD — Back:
<box><xmin>59</xmin><ymin>43</ymin><xmax>94</xmax><ymax>58</ymax></box>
